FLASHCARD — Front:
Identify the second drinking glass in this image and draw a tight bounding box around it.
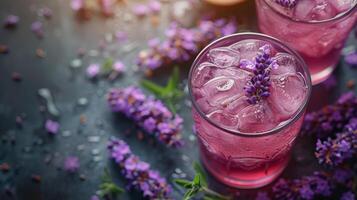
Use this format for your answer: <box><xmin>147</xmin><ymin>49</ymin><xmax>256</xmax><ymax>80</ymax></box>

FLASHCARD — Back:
<box><xmin>255</xmin><ymin>0</ymin><xmax>357</xmax><ymax>84</ymax></box>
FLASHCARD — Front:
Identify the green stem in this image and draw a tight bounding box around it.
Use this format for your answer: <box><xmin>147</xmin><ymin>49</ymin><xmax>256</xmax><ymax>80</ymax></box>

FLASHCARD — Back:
<box><xmin>203</xmin><ymin>187</ymin><xmax>232</xmax><ymax>200</ymax></box>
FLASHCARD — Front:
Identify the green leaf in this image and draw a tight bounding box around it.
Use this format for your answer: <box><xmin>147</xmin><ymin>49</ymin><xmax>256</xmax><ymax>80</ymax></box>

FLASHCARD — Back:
<box><xmin>193</xmin><ymin>174</ymin><xmax>201</xmax><ymax>186</ymax></box>
<box><xmin>183</xmin><ymin>187</ymin><xmax>200</xmax><ymax>200</ymax></box>
<box><xmin>174</xmin><ymin>179</ymin><xmax>193</xmax><ymax>189</ymax></box>
<box><xmin>165</xmin><ymin>66</ymin><xmax>180</xmax><ymax>92</ymax></box>
<box><xmin>141</xmin><ymin>79</ymin><xmax>166</xmax><ymax>96</ymax></box>
<box><xmin>193</xmin><ymin>162</ymin><xmax>207</xmax><ymax>187</ymax></box>
<box><xmin>102</xmin><ymin>57</ymin><xmax>114</xmax><ymax>74</ymax></box>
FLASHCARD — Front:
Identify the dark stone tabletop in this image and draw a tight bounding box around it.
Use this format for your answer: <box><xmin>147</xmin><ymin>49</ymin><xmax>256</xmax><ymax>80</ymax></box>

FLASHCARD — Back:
<box><xmin>0</xmin><ymin>0</ymin><xmax>356</xmax><ymax>199</ymax></box>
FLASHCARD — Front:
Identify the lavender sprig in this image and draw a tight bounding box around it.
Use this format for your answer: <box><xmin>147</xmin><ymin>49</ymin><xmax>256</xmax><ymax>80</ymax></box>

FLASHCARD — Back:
<box><xmin>273</xmin><ymin>172</ymin><xmax>332</xmax><ymax>200</ymax></box>
<box><xmin>244</xmin><ymin>44</ymin><xmax>275</xmax><ymax>105</ymax></box>
<box><xmin>137</xmin><ymin>18</ymin><xmax>237</xmax><ymax>71</ymax></box>
<box><xmin>315</xmin><ymin>118</ymin><xmax>357</xmax><ymax>166</ymax></box>
<box><xmin>107</xmin><ymin>138</ymin><xmax>172</xmax><ymax>199</ymax></box>
<box><xmin>107</xmin><ymin>86</ymin><xmax>183</xmax><ymax>147</ymax></box>
<box><xmin>303</xmin><ymin>92</ymin><xmax>357</xmax><ymax>138</ymax></box>
<box><xmin>275</xmin><ymin>0</ymin><xmax>298</xmax><ymax>8</ymax></box>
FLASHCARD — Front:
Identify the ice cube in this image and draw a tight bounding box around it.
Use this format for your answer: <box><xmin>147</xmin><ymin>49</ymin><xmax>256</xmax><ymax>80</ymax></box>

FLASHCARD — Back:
<box><xmin>208</xmin><ymin>47</ymin><xmax>240</xmax><ymax>68</ymax></box>
<box><xmin>207</xmin><ymin>110</ymin><xmax>239</xmax><ymax>130</ymax></box>
<box><xmin>268</xmin><ymin>73</ymin><xmax>307</xmax><ymax>121</ymax></box>
<box><xmin>214</xmin><ymin>67</ymin><xmax>253</xmax><ymax>80</ymax></box>
<box><xmin>237</xmin><ymin>102</ymin><xmax>278</xmax><ymax>133</ymax></box>
<box><xmin>271</xmin><ymin>53</ymin><xmax>297</xmax><ymax>76</ymax></box>
<box><xmin>196</xmin><ymin>97</ymin><xmax>216</xmax><ymax>114</ymax></box>
<box><xmin>330</xmin><ymin>0</ymin><xmax>354</xmax><ymax>12</ymax></box>
<box><xmin>191</xmin><ymin>62</ymin><xmax>218</xmax><ymax>87</ymax></box>
<box><xmin>202</xmin><ymin>76</ymin><xmax>240</xmax><ymax>106</ymax></box>
<box><xmin>224</xmin><ymin>95</ymin><xmax>250</xmax><ymax>115</ymax></box>
<box><xmin>230</xmin><ymin>40</ymin><xmax>263</xmax><ymax>61</ymax></box>
<box><xmin>294</xmin><ymin>0</ymin><xmax>337</xmax><ymax>21</ymax></box>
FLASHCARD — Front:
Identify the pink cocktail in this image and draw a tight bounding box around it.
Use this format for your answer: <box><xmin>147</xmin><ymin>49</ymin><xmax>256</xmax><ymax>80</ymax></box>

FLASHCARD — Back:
<box><xmin>255</xmin><ymin>0</ymin><xmax>357</xmax><ymax>84</ymax></box>
<box><xmin>188</xmin><ymin>33</ymin><xmax>311</xmax><ymax>188</ymax></box>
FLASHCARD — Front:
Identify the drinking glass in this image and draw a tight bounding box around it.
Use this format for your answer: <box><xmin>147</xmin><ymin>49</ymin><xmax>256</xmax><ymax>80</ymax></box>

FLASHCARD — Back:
<box><xmin>188</xmin><ymin>33</ymin><xmax>312</xmax><ymax>188</ymax></box>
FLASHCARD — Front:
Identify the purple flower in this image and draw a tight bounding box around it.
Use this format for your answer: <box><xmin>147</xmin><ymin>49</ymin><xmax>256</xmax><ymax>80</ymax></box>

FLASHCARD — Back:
<box><xmin>137</xmin><ymin>18</ymin><xmax>237</xmax><ymax>71</ymax></box>
<box><xmin>148</xmin><ymin>0</ymin><xmax>161</xmax><ymax>14</ymax></box>
<box><xmin>90</xmin><ymin>195</ymin><xmax>100</xmax><ymax>200</ymax></box>
<box><xmin>333</xmin><ymin>169</ymin><xmax>353</xmax><ymax>184</ymax></box>
<box><xmin>45</xmin><ymin>119</ymin><xmax>60</xmax><ymax>134</ymax></box>
<box><xmin>322</xmin><ymin>75</ymin><xmax>337</xmax><ymax>90</ymax></box>
<box><xmin>345</xmin><ymin>51</ymin><xmax>357</xmax><ymax>67</ymax></box>
<box><xmin>71</xmin><ymin>0</ymin><xmax>84</xmax><ymax>11</ymax></box>
<box><xmin>303</xmin><ymin>92</ymin><xmax>357</xmax><ymax>138</ymax></box>
<box><xmin>132</xmin><ymin>4</ymin><xmax>149</xmax><ymax>17</ymax></box>
<box><xmin>315</xmin><ymin>118</ymin><xmax>357</xmax><ymax>166</ymax></box>
<box><xmin>275</xmin><ymin>0</ymin><xmax>298</xmax><ymax>8</ymax></box>
<box><xmin>86</xmin><ymin>64</ymin><xmax>100</xmax><ymax>78</ymax></box>
<box><xmin>38</xmin><ymin>7</ymin><xmax>53</xmax><ymax>19</ymax></box>
<box><xmin>3</xmin><ymin>15</ymin><xmax>19</xmax><ymax>28</ymax></box>
<box><xmin>113</xmin><ymin>61</ymin><xmax>125</xmax><ymax>73</ymax></box>
<box><xmin>107</xmin><ymin>138</ymin><xmax>172</xmax><ymax>199</ymax></box>
<box><xmin>244</xmin><ymin>44</ymin><xmax>274</xmax><ymax>104</ymax></box>
<box><xmin>107</xmin><ymin>86</ymin><xmax>184</xmax><ymax>147</ymax></box>
<box><xmin>31</xmin><ymin>21</ymin><xmax>44</xmax><ymax>38</ymax></box>
<box><xmin>64</xmin><ymin>156</ymin><xmax>80</xmax><ymax>173</ymax></box>
<box><xmin>256</xmin><ymin>192</ymin><xmax>271</xmax><ymax>200</ymax></box>
<box><xmin>99</xmin><ymin>0</ymin><xmax>115</xmax><ymax>16</ymax></box>
<box><xmin>115</xmin><ymin>31</ymin><xmax>127</xmax><ymax>42</ymax></box>
<box><xmin>273</xmin><ymin>172</ymin><xmax>332</xmax><ymax>200</ymax></box>
<box><xmin>341</xmin><ymin>191</ymin><xmax>355</xmax><ymax>200</ymax></box>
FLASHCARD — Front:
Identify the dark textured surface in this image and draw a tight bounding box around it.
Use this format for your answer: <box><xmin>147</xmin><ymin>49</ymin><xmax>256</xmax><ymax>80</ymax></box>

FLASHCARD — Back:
<box><xmin>0</xmin><ymin>0</ymin><xmax>356</xmax><ymax>199</ymax></box>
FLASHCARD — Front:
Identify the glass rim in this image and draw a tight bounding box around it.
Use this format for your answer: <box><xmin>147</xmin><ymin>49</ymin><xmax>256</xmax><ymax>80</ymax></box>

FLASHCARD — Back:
<box><xmin>188</xmin><ymin>32</ymin><xmax>312</xmax><ymax>137</ymax></box>
<box><xmin>260</xmin><ymin>0</ymin><xmax>357</xmax><ymax>24</ymax></box>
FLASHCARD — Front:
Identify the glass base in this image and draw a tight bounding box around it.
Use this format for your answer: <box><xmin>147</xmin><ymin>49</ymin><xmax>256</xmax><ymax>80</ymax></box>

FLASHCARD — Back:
<box><xmin>311</xmin><ymin>64</ymin><xmax>336</xmax><ymax>85</ymax></box>
<box><xmin>201</xmin><ymin>156</ymin><xmax>288</xmax><ymax>189</ymax></box>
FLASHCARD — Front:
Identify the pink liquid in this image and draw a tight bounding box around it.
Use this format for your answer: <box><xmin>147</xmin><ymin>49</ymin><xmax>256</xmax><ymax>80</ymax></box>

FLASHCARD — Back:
<box><xmin>190</xmin><ymin>37</ymin><xmax>309</xmax><ymax>188</ymax></box>
<box><xmin>255</xmin><ymin>0</ymin><xmax>357</xmax><ymax>84</ymax></box>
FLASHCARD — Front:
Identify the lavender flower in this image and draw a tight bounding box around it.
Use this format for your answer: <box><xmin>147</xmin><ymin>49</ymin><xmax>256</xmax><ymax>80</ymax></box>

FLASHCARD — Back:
<box><xmin>31</xmin><ymin>21</ymin><xmax>44</xmax><ymax>38</ymax></box>
<box><xmin>38</xmin><ymin>7</ymin><xmax>53</xmax><ymax>19</ymax></box>
<box><xmin>256</xmin><ymin>191</ymin><xmax>271</xmax><ymax>200</ymax></box>
<box><xmin>303</xmin><ymin>92</ymin><xmax>357</xmax><ymax>138</ymax></box>
<box><xmin>115</xmin><ymin>31</ymin><xmax>127</xmax><ymax>42</ymax></box>
<box><xmin>86</xmin><ymin>64</ymin><xmax>100</xmax><ymax>78</ymax></box>
<box><xmin>107</xmin><ymin>138</ymin><xmax>172</xmax><ymax>199</ymax></box>
<box><xmin>275</xmin><ymin>0</ymin><xmax>298</xmax><ymax>8</ymax></box>
<box><xmin>345</xmin><ymin>50</ymin><xmax>357</xmax><ymax>67</ymax></box>
<box><xmin>64</xmin><ymin>156</ymin><xmax>80</xmax><ymax>173</ymax></box>
<box><xmin>113</xmin><ymin>61</ymin><xmax>125</xmax><ymax>73</ymax></box>
<box><xmin>71</xmin><ymin>0</ymin><xmax>84</xmax><ymax>11</ymax></box>
<box><xmin>244</xmin><ymin>45</ymin><xmax>275</xmax><ymax>104</ymax></box>
<box><xmin>137</xmin><ymin>18</ymin><xmax>237</xmax><ymax>71</ymax></box>
<box><xmin>90</xmin><ymin>195</ymin><xmax>100</xmax><ymax>200</ymax></box>
<box><xmin>273</xmin><ymin>172</ymin><xmax>332</xmax><ymax>200</ymax></box>
<box><xmin>341</xmin><ymin>191</ymin><xmax>355</xmax><ymax>200</ymax></box>
<box><xmin>148</xmin><ymin>0</ymin><xmax>161</xmax><ymax>14</ymax></box>
<box><xmin>99</xmin><ymin>0</ymin><xmax>115</xmax><ymax>16</ymax></box>
<box><xmin>315</xmin><ymin>118</ymin><xmax>357</xmax><ymax>166</ymax></box>
<box><xmin>45</xmin><ymin>119</ymin><xmax>60</xmax><ymax>134</ymax></box>
<box><xmin>3</xmin><ymin>15</ymin><xmax>19</xmax><ymax>28</ymax></box>
<box><xmin>107</xmin><ymin>86</ymin><xmax>183</xmax><ymax>147</ymax></box>
<box><xmin>132</xmin><ymin>4</ymin><xmax>150</xmax><ymax>17</ymax></box>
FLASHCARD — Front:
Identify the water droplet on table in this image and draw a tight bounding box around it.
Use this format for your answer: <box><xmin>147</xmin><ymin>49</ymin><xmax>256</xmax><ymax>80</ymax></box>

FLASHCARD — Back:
<box><xmin>38</xmin><ymin>88</ymin><xmax>60</xmax><ymax>118</ymax></box>
<box><xmin>70</xmin><ymin>59</ymin><xmax>82</xmax><ymax>69</ymax></box>
<box><xmin>88</xmin><ymin>136</ymin><xmax>101</xmax><ymax>143</ymax></box>
<box><xmin>77</xmin><ymin>97</ymin><xmax>88</xmax><ymax>106</ymax></box>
